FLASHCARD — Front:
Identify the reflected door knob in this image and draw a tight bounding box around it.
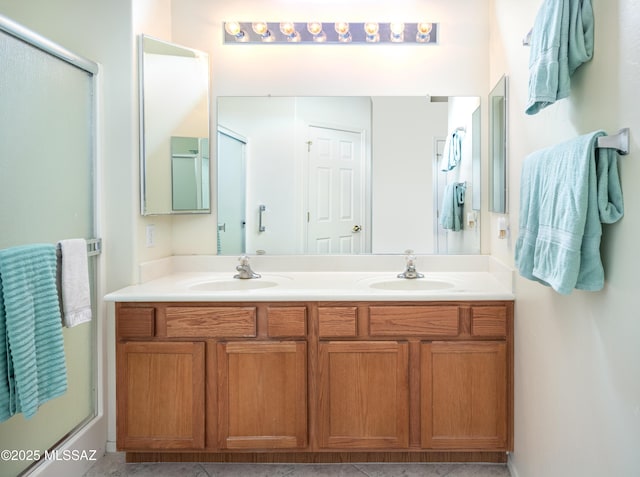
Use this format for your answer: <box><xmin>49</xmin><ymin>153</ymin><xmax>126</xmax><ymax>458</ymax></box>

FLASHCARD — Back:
<box><xmin>352</xmin><ymin>225</ymin><xmax>362</xmax><ymax>233</ymax></box>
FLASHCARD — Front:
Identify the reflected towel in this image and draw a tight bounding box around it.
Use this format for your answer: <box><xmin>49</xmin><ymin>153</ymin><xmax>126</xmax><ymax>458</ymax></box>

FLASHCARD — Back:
<box><xmin>525</xmin><ymin>0</ymin><xmax>594</xmax><ymax>115</ymax></box>
<box><xmin>58</xmin><ymin>239</ymin><xmax>92</xmax><ymax>327</ymax></box>
<box><xmin>0</xmin><ymin>244</ymin><xmax>67</xmax><ymax>421</ymax></box>
<box><xmin>440</xmin><ymin>128</ymin><xmax>465</xmax><ymax>171</ymax></box>
<box><xmin>440</xmin><ymin>182</ymin><xmax>466</xmax><ymax>232</ymax></box>
<box><xmin>515</xmin><ymin>131</ymin><xmax>624</xmax><ymax>294</ymax></box>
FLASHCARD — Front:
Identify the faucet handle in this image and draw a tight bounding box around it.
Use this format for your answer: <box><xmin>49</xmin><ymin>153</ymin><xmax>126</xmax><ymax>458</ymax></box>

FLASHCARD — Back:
<box><xmin>238</xmin><ymin>255</ymin><xmax>249</xmax><ymax>265</ymax></box>
<box><xmin>404</xmin><ymin>250</ymin><xmax>417</xmax><ymax>267</ymax></box>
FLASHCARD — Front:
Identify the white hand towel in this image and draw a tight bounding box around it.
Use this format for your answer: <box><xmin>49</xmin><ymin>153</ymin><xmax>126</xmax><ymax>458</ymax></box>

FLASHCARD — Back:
<box><xmin>58</xmin><ymin>239</ymin><xmax>92</xmax><ymax>327</ymax></box>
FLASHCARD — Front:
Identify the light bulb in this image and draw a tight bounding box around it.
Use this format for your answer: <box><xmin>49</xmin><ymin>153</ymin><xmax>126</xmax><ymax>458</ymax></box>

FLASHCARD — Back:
<box><xmin>364</xmin><ymin>22</ymin><xmax>379</xmax><ymax>35</ymax></box>
<box><xmin>279</xmin><ymin>22</ymin><xmax>295</xmax><ymax>36</ymax></box>
<box><xmin>334</xmin><ymin>22</ymin><xmax>351</xmax><ymax>42</ymax></box>
<box><xmin>224</xmin><ymin>21</ymin><xmax>247</xmax><ymax>42</ymax></box>
<box><xmin>279</xmin><ymin>22</ymin><xmax>300</xmax><ymax>42</ymax></box>
<box><xmin>389</xmin><ymin>22</ymin><xmax>405</xmax><ymax>42</ymax></box>
<box><xmin>252</xmin><ymin>22</ymin><xmax>269</xmax><ymax>35</ymax></box>
<box><xmin>307</xmin><ymin>22</ymin><xmax>323</xmax><ymax>36</ymax></box>
<box><xmin>225</xmin><ymin>21</ymin><xmax>241</xmax><ymax>36</ymax></box>
<box><xmin>364</xmin><ymin>22</ymin><xmax>379</xmax><ymax>43</ymax></box>
<box><xmin>390</xmin><ymin>22</ymin><xmax>405</xmax><ymax>35</ymax></box>
<box><xmin>417</xmin><ymin>22</ymin><xmax>433</xmax><ymax>35</ymax></box>
<box><xmin>334</xmin><ymin>22</ymin><xmax>349</xmax><ymax>35</ymax></box>
<box><xmin>416</xmin><ymin>22</ymin><xmax>433</xmax><ymax>43</ymax></box>
<box><xmin>252</xmin><ymin>22</ymin><xmax>274</xmax><ymax>42</ymax></box>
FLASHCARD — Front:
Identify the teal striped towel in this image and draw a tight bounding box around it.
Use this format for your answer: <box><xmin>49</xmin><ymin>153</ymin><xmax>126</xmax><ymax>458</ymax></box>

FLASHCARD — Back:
<box><xmin>0</xmin><ymin>244</ymin><xmax>68</xmax><ymax>422</ymax></box>
<box><xmin>515</xmin><ymin>131</ymin><xmax>624</xmax><ymax>294</ymax></box>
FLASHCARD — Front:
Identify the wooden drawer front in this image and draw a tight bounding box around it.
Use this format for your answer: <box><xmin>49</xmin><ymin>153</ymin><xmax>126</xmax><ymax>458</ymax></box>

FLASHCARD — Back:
<box><xmin>318</xmin><ymin>307</ymin><xmax>358</xmax><ymax>338</ymax></box>
<box><xmin>267</xmin><ymin>306</ymin><xmax>307</xmax><ymax>337</ymax></box>
<box><xmin>369</xmin><ymin>306</ymin><xmax>459</xmax><ymax>337</ymax></box>
<box><xmin>166</xmin><ymin>307</ymin><xmax>256</xmax><ymax>338</ymax></box>
<box><xmin>471</xmin><ymin>306</ymin><xmax>507</xmax><ymax>337</ymax></box>
<box><xmin>117</xmin><ymin>307</ymin><xmax>155</xmax><ymax>339</ymax></box>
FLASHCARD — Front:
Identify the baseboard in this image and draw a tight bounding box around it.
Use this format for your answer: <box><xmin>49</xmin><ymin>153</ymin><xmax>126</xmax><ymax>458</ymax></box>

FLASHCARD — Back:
<box><xmin>507</xmin><ymin>452</ymin><xmax>520</xmax><ymax>477</ymax></box>
<box><xmin>125</xmin><ymin>451</ymin><xmax>509</xmax><ymax>464</ymax></box>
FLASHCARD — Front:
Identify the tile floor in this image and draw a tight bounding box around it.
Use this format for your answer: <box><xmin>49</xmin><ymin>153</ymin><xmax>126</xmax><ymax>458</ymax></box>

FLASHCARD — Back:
<box><xmin>83</xmin><ymin>453</ymin><xmax>512</xmax><ymax>477</ymax></box>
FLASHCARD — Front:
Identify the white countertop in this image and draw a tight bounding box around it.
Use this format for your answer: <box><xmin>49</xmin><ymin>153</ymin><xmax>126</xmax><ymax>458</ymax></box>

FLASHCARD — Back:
<box><xmin>105</xmin><ymin>255</ymin><xmax>514</xmax><ymax>302</ymax></box>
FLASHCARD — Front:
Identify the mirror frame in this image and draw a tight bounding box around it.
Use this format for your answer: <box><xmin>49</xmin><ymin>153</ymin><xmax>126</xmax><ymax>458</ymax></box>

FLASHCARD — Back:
<box><xmin>139</xmin><ymin>34</ymin><xmax>211</xmax><ymax>216</ymax></box>
<box><xmin>488</xmin><ymin>75</ymin><xmax>508</xmax><ymax>213</ymax></box>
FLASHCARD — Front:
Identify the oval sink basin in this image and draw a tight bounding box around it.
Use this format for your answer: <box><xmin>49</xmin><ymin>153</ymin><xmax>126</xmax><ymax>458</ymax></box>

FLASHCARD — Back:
<box><xmin>189</xmin><ymin>280</ymin><xmax>278</xmax><ymax>292</ymax></box>
<box><xmin>369</xmin><ymin>279</ymin><xmax>455</xmax><ymax>291</ymax></box>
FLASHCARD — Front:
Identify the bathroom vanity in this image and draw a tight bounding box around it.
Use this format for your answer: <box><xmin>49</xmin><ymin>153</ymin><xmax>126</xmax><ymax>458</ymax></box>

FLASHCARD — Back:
<box><xmin>108</xmin><ymin>256</ymin><xmax>514</xmax><ymax>463</ymax></box>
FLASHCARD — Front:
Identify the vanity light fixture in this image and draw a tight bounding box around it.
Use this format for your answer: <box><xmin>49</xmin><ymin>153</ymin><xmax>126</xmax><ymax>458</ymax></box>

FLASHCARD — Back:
<box><xmin>223</xmin><ymin>22</ymin><xmax>438</xmax><ymax>44</ymax></box>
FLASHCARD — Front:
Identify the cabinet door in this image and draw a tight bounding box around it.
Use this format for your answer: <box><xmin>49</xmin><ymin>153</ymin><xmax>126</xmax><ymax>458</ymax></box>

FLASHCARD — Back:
<box><xmin>116</xmin><ymin>341</ymin><xmax>205</xmax><ymax>450</ymax></box>
<box><xmin>217</xmin><ymin>341</ymin><xmax>307</xmax><ymax>449</ymax></box>
<box><xmin>318</xmin><ymin>341</ymin><xmax>409</xmax><ymax>449</ymax></box>
<box><xmin>421</xmin><ymin>341</ymin><xmax>507</xmax><ymax>449</ymax></box>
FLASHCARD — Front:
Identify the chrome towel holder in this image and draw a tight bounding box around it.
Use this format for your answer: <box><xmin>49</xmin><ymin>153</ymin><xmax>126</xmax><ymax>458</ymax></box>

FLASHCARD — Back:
<box><xmin>596</xmin><ymin>128</ymin><xmax>630</xmax><ymax>155</ymax></box>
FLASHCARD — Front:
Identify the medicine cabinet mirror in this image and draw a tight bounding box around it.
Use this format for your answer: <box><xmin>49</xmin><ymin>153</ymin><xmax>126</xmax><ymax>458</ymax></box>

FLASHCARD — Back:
<box><xmin>488</xmin><ymin>75</ymin><xmax>508</xmax><ymax>213</ymax></box>
<box><xmin>139</xmin><ymin>34</ymin><xmax>210</xmax><ymax>215</ymax></box>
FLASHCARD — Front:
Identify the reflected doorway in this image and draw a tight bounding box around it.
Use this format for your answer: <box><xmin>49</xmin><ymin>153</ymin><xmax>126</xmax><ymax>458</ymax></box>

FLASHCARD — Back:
<box><xmin>434</xmin><ymin>137</ymin><xmax>448</xmax><ymax>254</ymax></box>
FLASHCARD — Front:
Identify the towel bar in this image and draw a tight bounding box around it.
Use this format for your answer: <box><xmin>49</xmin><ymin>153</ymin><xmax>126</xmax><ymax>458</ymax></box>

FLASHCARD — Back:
<box><xmin>596</xmin><ymin>128</ymin><xmax>629</xmax><ymax>155</ymax></box>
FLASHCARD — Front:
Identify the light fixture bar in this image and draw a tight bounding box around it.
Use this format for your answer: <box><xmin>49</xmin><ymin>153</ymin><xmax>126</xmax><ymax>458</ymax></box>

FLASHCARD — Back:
<box><xmin>223</xmin><ymin>22</ymin><xmax>438</xmax><ymax>44</ymax></box>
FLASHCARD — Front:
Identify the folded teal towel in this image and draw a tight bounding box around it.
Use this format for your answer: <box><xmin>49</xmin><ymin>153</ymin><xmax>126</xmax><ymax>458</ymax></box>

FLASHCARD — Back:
<box><xmin>0</xmin><ymin>244</ymin><xmax>68</xmax><ymax>422</ymax></box>
<box><xmin>440</xmin><ymin>182</ymin><xmax>466</xmax><ymax>232</ymax></box>
<box><xmin>525</xmin><ymin>0</ymin><xmax>594</xmax><ymax>115</ymax></box>
<box><xmin>515</xmin><ymin>131</ymin><xmax>624</xmax><ymax>294</ymax></box>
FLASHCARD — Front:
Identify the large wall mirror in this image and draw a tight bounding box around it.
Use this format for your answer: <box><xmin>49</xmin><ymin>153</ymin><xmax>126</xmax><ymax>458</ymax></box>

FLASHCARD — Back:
<box><xmin>217</xmin><ymin>96</ymin><xmax>481</xmax><ymax>256</ymax></box>
<box><xmin>139</xmin><ymin>35</ymin><xmax>210</xmax><ymax>215</ymax></box>
<box><xmin>488</xmin><ymin>75</ymin><xmax>507</xmax><ymax>213</ymax></box>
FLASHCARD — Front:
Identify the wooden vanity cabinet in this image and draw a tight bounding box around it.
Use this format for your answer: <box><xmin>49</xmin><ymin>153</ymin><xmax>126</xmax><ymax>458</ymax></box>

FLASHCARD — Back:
<box><xmin>116</xmin><ymin>340</ymin><xmax>205</xmax><ymax>449</ymax></box>
<box><xmin>217</xmin><ymin>340</ymin><xmax>307</xmax><ymax>449</ymax></box>
<box><xmin>115</xmin><ymin>303</ymin><xmax>308</xmax><ymax>452</ymax></box>
<box><xmin>421</xmin><ymin>341</ymin><xmax>508</xmax><ymax>449</ymax></box>
<box><xmin>115</xmin><ymin>300</ymin><xmax>513</xmax><ymax>460</ymax></box>
<box><xmin>318</xmin><ymin>340</ymin><xmax>409</xmax><ymax>449</ymax></box>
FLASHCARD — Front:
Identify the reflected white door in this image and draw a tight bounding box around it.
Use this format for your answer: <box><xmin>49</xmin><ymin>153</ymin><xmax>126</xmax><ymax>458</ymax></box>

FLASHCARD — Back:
<box><xmin>217</xmin><ymin>129</ymin><xmax>246</xmax><ymax>254</ymax></box>
<box><xmin>306</xmin><ymin>126</ymin><xmax>364</xmax><ymax>254</ymax></box>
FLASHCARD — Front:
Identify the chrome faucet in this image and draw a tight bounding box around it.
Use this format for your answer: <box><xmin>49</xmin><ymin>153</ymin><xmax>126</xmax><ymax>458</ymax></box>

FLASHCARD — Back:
<box><xmin>234</xmin><ymin>255</ymin><xmax>261</xmax><ymax>279</ymax></box>
<box><xmin>397</xmin><ymin>250</ymin><xmax>424</xmax><ymax>279</ymax></box>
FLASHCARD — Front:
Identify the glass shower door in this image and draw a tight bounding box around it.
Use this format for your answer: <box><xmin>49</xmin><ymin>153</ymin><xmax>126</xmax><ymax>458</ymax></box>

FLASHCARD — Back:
<box><xmin>0</xmin><ymin>20</ymin><xmax>98</xmax><ymax>476</ymax></box>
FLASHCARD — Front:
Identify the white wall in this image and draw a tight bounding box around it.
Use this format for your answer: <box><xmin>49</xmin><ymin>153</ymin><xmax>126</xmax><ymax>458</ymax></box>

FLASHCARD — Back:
<box><xmin>490</xmin><ymin>1</ymin><xmax>640</xmax><ymax>476</ymax></box>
